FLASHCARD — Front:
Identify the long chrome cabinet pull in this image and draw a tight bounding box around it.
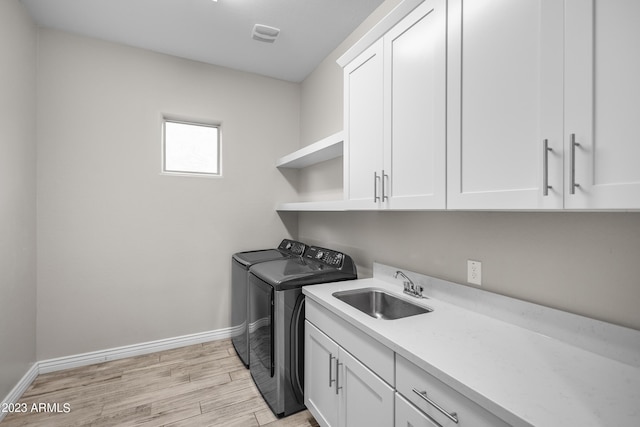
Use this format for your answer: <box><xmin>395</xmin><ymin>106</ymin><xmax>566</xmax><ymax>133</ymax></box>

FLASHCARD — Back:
<box><xmin>569</xmin><ymin>133</ymin><xmax>580</xmax><ymax>195</ymax></box>
<box><xmin>328</xmin><ymin>354</ymin><xmax>335</xmax><ymax>387</ymax></box>
<box><xmin>373</xmin><ymin>172</ymin><xmax>380</xmax><ymax>202</ymax></box>
<box><xmin>412</xmin><ymin>388</ymin><xmax>459</xmax><ymax>424</ymax></box>
<box><xmin>543</xmin><ymin>139</ymin><xmax>553</xmax><ymax>196</ymax></box>
<box><xmin>382</xmin><ymin>170</ymin><xmax>389</xmax><ymax>201</ymax></box>
<box><xmin>336</xmin><ymin>360</ymin><xmax>343</xmax><ymax>395</ymax></box>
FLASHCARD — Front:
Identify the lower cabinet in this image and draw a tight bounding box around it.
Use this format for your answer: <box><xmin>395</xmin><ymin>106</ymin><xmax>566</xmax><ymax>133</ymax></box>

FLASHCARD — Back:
<box><xmin>396</xmin><ymin>355</ymin><xmax>510</xmax><ymax>427</ymax></box>
<box><xmin>339</xmin><ymin>346</ymin><xmax>394</xmax><ymax>427</ymax></box>
<box><xmin>304</xmin><ymin>298</ymin><xmax>509</xmax><ymax>427</ymax></box>
<box><xmin>305</xmin><ymin>321</ymin><xmax>394</xmax><ymax>427</ymax></box>
<box><xmin>305</xmin><ymin>321</ymin><xmax>339</xmax><ymax>427</ymax></box>
<box><xmin>395</xmin><ymin>393</ymin><xmax>439</xmax><ymax>427</ymax></box>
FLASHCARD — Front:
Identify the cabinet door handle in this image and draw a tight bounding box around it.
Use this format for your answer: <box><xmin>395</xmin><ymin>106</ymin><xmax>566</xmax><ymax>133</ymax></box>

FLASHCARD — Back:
<box><xmin>374</xmin><ymin>172</ymin><xmax>381</xmax><ymax>202</ymax></box>
<box><xmin>412</xmin><ymin>388</ymin><xmax>459</xmax><ymax>424</ymax></box>
<box><xmin>329</xmin><ymin>354</ymin><xmax>335</xmax><ymax>387</ymax></box>
<box><xmin>569</xmin><ymin>133</ymin><xmax>581</xmax><ymax>195</ymax></box>
<box><xmin>382</xmin><ymin>170</ymin><xmax>389</xmax><ymax>201</ymax></box>
<box><xmin>543</xmin><ymin>139</ymin><xmax>553</xmax><ymax>196</ymax></box>
<box><xmin>336</xmin><ymin>360</ymin><xmax>343</xmax><ymax>395</ymax></box>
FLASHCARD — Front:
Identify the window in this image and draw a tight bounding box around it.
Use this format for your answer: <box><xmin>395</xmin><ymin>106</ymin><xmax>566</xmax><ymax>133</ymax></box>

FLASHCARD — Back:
<box><xmin>162</xmin><ymin>118</ymin><xmax>221</xmax><ymax>176</ymax></box>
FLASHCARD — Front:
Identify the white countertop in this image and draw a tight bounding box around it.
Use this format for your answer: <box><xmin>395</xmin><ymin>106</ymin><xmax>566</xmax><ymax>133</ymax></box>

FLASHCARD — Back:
<box><xmin>303</xmin><ymin>277</ymin><xmax>640</xmax><ymax>427</ymax></box>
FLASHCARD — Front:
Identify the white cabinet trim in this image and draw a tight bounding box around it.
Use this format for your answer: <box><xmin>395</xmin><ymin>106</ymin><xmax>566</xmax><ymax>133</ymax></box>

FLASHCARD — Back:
<box><xmin>336</xmin><ymin>0</ymin><xmax>425</xmax><ymax>68</ymax></box>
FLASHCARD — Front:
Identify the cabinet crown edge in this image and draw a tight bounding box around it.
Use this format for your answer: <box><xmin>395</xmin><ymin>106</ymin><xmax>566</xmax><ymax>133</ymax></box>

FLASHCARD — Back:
<box><xmin>336</xmin><ymin>0</ymin><xmax>425</xmax><ymax>68</ymax></box>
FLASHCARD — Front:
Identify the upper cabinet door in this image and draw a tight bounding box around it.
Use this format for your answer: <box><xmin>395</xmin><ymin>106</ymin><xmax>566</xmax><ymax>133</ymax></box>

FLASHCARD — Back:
<box><xmin>384</xmin><ymin>0</ymin><xmax>447</xmax><ymax>210</ymax></box>
<box><xmin>344</xmin><ymin>40</ymin><xmax>385</xmax><ymax>209</ymax></box>
<box><xmin>447</xmin><ymin>0</ymin><xmax>564</xmax><ymax>210</ymax></box>
<box><xmin>565</xmin><ymin>0</ymin><xmax>640</xmax><ymax>209</ymax></box>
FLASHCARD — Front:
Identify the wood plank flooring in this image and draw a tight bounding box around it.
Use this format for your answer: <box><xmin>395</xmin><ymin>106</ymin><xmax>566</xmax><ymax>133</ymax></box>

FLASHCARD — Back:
<box><xmin>1</xmin><ymin>339</ymin><xmax>319</xmax><ymax>427</ymax></box>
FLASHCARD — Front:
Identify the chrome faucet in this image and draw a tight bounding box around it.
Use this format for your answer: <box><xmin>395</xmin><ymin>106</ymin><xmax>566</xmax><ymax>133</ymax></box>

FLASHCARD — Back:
<box><xmin>394</xmin><ymin>270</ymin><xmax>424</xmax><ymax>298</ymax></box>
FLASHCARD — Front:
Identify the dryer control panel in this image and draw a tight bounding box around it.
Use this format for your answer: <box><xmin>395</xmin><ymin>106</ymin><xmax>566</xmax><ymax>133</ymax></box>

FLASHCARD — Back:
<box><xmin>278</xmin><ymin>239</ymin><xmax>306</xmax><ymax>256</ymax></box>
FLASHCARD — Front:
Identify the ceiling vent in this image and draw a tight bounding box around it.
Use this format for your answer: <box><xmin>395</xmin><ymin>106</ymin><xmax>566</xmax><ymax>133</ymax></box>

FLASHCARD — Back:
<box><xmin>252</xmin><ymin>24</ymin><xmax>280</xmax><ymax>43</ymax></box>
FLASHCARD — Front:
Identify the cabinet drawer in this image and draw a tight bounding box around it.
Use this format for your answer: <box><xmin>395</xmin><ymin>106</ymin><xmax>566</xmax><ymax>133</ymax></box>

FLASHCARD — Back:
<box><xmin>396</xmin><ymin>355</ymin><xmax>509</xmax><ymax>427</ymax></box>
<box><xmin>395</xmin><ymin>393</ymin><xmax>439</xmax><ymax>427</ymax></box>
<box><xmin>306</xmin><ymin>298</ymin><xmax>394</xmax><ymax>385</ymax></box>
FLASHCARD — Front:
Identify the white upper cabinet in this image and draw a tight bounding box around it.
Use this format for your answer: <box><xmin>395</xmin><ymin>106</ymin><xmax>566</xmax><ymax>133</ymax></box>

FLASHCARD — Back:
<box><xmin>564</xmin><ymin>0</ymin><xmax>640</xmax><ymax>209</ymax></box>
<box><xmin>278</xmin><ymin>0</ymin><xmax>640</xmax><ymax>211</ymax></box>
<box><xmin>447</xmin><ymin>0</ymin><xmax>564</xmax><ymax>210</ymax></box>
<box><xmin>344</xmin><ymin>40</ymin><xmax>385</xmax><ymax>209</ymax></box>
<box><xmin>343</xmin><ymin>0</ymin><xmax>447</xmax><ymax>210</ymax></box>
<box><xmin>384</xmin><ymin>0</ymin><xmax>447</xmax><ymax>209</ymax></box>
<box><xmin>448</xmin><ymin>0</ymin><xmax>640</xmax><ymax>210</ymax></box>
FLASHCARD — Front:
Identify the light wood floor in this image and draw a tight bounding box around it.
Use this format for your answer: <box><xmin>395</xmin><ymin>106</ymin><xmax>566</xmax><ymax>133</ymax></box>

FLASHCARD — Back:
<box><xmin>1</xmin><ymin>339</ymin><xmax>319</xmax><ymax>427</ymax></box>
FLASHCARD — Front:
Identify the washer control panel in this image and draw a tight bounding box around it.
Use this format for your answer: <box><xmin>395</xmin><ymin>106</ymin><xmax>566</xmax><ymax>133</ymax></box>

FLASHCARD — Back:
<box><xmin>304</xmin><ymin>246</ymin><xmax>344</xmax><ymax>267</ymax></box>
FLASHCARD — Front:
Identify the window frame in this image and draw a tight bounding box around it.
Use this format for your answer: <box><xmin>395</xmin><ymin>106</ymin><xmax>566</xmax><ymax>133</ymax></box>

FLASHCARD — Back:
<box><xmin>161</xmin><ymin>116</ymin><xmax>222</xmax><ymax>178</ymax></box>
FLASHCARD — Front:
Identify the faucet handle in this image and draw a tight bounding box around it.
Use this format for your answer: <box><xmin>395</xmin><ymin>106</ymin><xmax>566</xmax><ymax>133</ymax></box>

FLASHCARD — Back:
<box><xmin>396</xmin><ymin>270</ymin><xmax>425</xmax><ymax>298</ymax></box>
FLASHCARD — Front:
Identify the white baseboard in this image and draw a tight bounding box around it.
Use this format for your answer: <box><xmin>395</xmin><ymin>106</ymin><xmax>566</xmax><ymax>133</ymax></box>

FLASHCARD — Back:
<box><xmin>38</xmin><ymin>325</ymin><xmax>240</xmax><ymax>374</ymax></box>
<box><xmin>0</xmin><ymin>363</ymin><xmax>39</xmax><ymax>422</ymax></box>
<box><xmin>0</xmin><ymin>325</ymin><xmax>241</xmax><ymax>421</ymax></box>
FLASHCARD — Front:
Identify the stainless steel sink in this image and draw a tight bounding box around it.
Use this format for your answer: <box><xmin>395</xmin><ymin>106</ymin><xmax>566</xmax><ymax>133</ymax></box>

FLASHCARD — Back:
<box><xmin>332</xmin><ymin>288</ymin><xmax>432</xmax><ymax>320</ymax></box>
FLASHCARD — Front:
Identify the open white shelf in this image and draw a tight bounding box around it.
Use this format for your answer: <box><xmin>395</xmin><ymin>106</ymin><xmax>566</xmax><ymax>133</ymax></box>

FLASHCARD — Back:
<box><xmin>275</xmin><ymin>132</ymin><xmax>346</xmax><ymax>211</ymax></box>
<box><xmin>276</xmin><ymin>131</ymin><xmax>344</xmax><ymax>169</ymax></box>
<box><xmin>276</xmin><ymin>200</ymin><xmax>348</xmax><ymax>211</ymax></box>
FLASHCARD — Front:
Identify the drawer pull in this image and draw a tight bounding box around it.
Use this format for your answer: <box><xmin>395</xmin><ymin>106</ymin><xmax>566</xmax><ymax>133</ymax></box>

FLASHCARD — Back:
<box><xmin>542</xmin><ymin>139</ymin><xmax>553</xmax><ymax>196</ymax></box>
<box><xmin>412</xmin><ymin>388</ymin><xmax>459</xmax><ymax>424</ymax></box>
<box><xmin>382</xmin><ymin>170</ymin><xmax>388</xmax><ymax>201</ymax></box>
<box><xmin>569</xmin><ymin>133</ymin><xmax>581</xmax><ymax>195</ymax></box>
<box><xmin>329</xmin><ymin>354</ymin><xmax>335</xmax><ymax>387</ymax></box>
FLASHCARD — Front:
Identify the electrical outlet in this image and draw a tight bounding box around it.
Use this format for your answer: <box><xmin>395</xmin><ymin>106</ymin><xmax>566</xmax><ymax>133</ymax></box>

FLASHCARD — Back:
<box><xmin>467</xmin><ymin>260</ymin><xmax>482</xmax><ymax>286</ymax></box>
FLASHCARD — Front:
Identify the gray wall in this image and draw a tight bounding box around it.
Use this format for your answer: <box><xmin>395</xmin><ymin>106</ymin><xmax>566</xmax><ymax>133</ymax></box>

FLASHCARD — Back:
<box><xmin>36</xmin><ymin>29</ymin><xmax>300</xmax><ymax>359</ymax></box>
<box><xmin>0</xmin><ymin>0</ymin><xmax>38</xmax><ymax>399</ymax></box>
<box><xmin>298</xmin><ymin>0</ymin><xmax>640</xmax><ymax>331</ymax></box>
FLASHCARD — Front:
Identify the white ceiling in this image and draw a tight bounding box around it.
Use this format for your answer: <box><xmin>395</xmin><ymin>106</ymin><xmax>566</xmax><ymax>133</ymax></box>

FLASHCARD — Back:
<box><xmin>21</xmin><ymin>0</ymin><xmax>385</xmax><ymax>82</ymax></box>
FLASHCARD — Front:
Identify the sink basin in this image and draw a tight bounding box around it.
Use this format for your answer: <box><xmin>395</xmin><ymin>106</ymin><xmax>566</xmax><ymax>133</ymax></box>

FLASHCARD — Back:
<box><xmin>332</xmin><ymin>288</ymin><xmax>432</xmax><ymax>320</ymax></box>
